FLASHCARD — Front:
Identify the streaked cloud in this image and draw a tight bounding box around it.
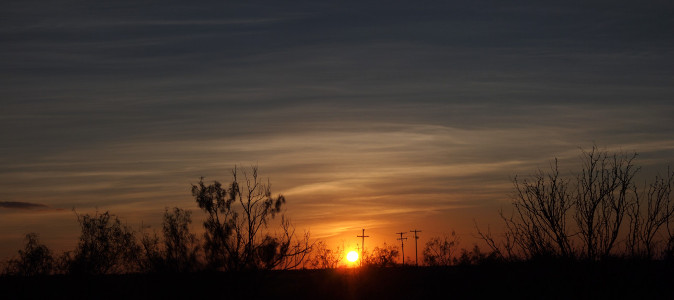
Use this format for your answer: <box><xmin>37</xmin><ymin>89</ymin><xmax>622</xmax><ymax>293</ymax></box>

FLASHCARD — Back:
<box><xmin>1</xmin><ymin>1</ymin><xmax>673</xmax><ymax>258</ymax></box>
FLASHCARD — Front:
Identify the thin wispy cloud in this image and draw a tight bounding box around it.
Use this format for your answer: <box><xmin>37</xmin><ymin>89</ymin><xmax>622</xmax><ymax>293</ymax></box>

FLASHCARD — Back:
<box><xmin>1</xmin><ymin>1</ymin><xmax>673</xmax><ymax>258</ymax></box>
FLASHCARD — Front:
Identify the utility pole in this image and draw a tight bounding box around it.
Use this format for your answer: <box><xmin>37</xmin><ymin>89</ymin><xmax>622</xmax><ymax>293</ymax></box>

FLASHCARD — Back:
<box><xmin>410</xmin><ymin>229</ymin><xmax>422</xmax><ymax>266</ymax></box>
<box><xmin>357</xmin><ymin>229</ymin><xmax>369</xmax><ymax>266</ymax></box>
<box><xmin>396</xmin><ymin>232</ymin><xmax>408</xmax><ymax>265</ymax></box>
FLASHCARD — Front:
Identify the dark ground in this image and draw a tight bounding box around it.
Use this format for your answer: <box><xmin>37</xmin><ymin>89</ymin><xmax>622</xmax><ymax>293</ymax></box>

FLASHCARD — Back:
<box><xmin>2</xmin><ymin>261</ymin><xmax>673</xmax><ymax>299</ymax></box>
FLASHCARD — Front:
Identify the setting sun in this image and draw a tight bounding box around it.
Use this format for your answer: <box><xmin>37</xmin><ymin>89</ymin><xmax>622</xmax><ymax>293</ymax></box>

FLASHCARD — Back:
<box><xmin>346</xmin><ymin>251</ymin><xmax>359</xmax><ymax>262</ymax></box>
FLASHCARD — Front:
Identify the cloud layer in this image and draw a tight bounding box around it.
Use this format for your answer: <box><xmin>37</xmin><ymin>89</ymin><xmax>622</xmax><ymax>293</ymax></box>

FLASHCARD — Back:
<box><xmin>1</xmin><ymin>1</ymin><xmax>673</xmax><ymax>258</ymax></box>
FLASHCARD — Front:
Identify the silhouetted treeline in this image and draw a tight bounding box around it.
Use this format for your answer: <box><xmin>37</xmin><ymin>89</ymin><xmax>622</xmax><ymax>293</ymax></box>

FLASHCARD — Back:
<box><xmin>2</xmin><ymin>166</ymin><xmax>311</xmax><ymax>276</ymax></box>
<box><xmin>4</xmin><ymin>151</ymin><xmax>674</xmax><ymax>277</ymax></box>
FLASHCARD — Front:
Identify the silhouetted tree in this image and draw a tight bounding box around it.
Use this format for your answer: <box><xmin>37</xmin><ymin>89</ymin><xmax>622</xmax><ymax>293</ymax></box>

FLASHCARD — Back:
<box><xmin>503</xmin><ymin>159</ymin><xmax>574</xmax><ymax>259</ymax></box>
<box><xmin>192</xmin><ymin>166</ymin><xmax>311</xmax><ymax>270</ymax></box>
<box><xmin>192</xmin><ymin>177</ymin><xmax>233</xmax><ymax>269</ymax></box>
<box><xmin>423</xmin><ymin>231</ymin><xmax>460</xmax><ymax>266</ymax></box>
<box><xmin>363</xmin><ymin>243</ymin><xmax>399</xmax><ymax>267</ymax></box>
<box><xmin>626</xmin><ymin>170</ymin><xmax>674</xmax><ymax>259</ymax></box>
<box><xmin>66</xmin><ymin>210</ymin><xmax>140</xmax><ymax>274</ymax></box>
<box><xmin>574</xmin><ymin>147</ymin><xmax>637</xmax><ymax>260</ymax></box>
<box><xmin>139</xmin><ymin>207</ymin><xmax>200</xmax><ymax>272</ymax></box>
<box><xmin>4</xmin><ymin>233</ymin><xmax>54</xmax><ymax>276</ymax></box>
<box><xmin>162</xmin><ymin>207</ymin><xmax>200</xmax><ymax>272</ymax></box>
<box><xmin>308</xmin><ymin>241</ymin><xmax>343</xmax><ymax>269</ymax></box>
<box><xmin>139</xmin><ymin>230</ymin><xmax>164</xmax><ymax>272</ymax></box>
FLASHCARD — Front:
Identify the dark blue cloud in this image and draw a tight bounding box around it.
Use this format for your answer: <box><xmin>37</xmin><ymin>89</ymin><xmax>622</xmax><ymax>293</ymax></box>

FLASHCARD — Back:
<box><xmin>0</xmin><ymin>201</ymin><xmax>50</xmax><ymax>210</ymax></box>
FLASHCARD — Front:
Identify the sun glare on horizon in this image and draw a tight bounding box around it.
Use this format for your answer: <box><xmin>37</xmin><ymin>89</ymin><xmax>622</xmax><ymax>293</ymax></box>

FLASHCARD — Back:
<box><xmin>346</xmin><ymin>250</ymin><xmax>359</xmax><ymax>263</ymax></box>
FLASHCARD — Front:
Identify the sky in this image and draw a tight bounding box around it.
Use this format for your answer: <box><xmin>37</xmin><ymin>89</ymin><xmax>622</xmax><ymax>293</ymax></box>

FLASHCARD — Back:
<box><xmin>1</xmin><ymin>0</ymin><xmax>674</xmax><ymax>261</ymax></box>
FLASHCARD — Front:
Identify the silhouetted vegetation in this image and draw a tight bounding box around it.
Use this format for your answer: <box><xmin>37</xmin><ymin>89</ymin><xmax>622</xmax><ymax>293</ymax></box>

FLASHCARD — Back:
<box><xmin>477</xmin><ymin>146</ymin><xmax>674</xmax><ymax>261</ymax></box>
<box><xmin>139</xmin><ymin>207</ymin><xmax>200</xmax><ymax>273</ymax></box>
<box><xmin>4</xmin><ymin>233</ymin><xmax>54</xmax><ymax>276</ymax></box>
<box><xmin>192</xmin><ymin>166</ymin><xmax>311</xmax><ymax>271</ymax></box>
<box><xmin>455</xmin><ymin>245</ymin><xmax>501</xmax><ymax>265</ymax></box>
<box><xmin>308</xmin><ymin>241</ymin><xmax>343</xmax><ymax>269</ymax></box>
<box><xmin>2</xmin><ymin>157</ymin><xmax>674</xmax><ymax>299</ymax></box>
<box><xmin>1</xmin><ymin>166</ymin><xmax>312</xmax><ymax>277</ymax></box>
<box><xmin>422</xmin><ymin>231</ymin><xmax>460</xmax><ymax>266</ymax></box>
<box><xmin>64</xmin><ymin>210</ymin><xmax>140</xmax><ymax>275</ymax></box>
<box><xmin>363</xmin><ymin>243</ymin><xmax>399</xmax><ymax>267</ymax></box>
<box><xmin>626</xmin><ymin>169</ymin><xmax>674</xmax><ymax>259</ymax></box>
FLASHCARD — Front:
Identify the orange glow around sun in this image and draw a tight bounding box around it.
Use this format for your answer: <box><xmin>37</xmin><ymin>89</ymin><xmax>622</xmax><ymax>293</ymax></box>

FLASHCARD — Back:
<box><xmin>346</xmin><ymin>250</ymin><xmax>359</xmax><ymax>263</ymax></box>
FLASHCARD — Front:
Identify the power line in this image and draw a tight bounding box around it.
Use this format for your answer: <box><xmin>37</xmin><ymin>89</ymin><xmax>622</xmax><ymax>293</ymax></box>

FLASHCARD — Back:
<box><xmin>410</xmin><ymin>229</ymin><xmax>422</xmax><ymax>266</ymax></box>
<box><xmin>396</xmin><ymin>232</ymin><xmax>408</xmax><ymax>265</ymax></box>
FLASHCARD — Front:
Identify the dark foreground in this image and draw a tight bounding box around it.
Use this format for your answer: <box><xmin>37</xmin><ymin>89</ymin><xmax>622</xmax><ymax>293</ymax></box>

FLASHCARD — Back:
<box><xmin>2</xmin><ymin>261</ymin><xmax>673</xmax><ymax>299</ymax></box>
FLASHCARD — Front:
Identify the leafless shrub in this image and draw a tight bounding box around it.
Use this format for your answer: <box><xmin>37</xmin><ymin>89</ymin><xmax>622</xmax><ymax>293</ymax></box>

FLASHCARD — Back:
<box><xmin>478</xmin><ymin>146</ymin><xmax>674</xmax><ymax>261</ymax></box>
<box><xmin>626</xmin><ymin>170</ymin><xmax>674</xmax><ymax>259</ymax></box>
<box><xmin>574</xmin><ymin>147</ymin><xmax>638</xmax><ymax>260</ymax></box>
<box><xmin>507</xmin><ymin>159</ymin><xmax>574</xmax><ymax>259</ymax></box>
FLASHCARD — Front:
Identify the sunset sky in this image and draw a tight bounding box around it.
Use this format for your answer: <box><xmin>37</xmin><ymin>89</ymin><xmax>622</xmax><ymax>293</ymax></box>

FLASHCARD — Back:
<box><xmin>1</xmin><ymin>1</ymin><xmax>674</xmax><ymax>261</ymax></box>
